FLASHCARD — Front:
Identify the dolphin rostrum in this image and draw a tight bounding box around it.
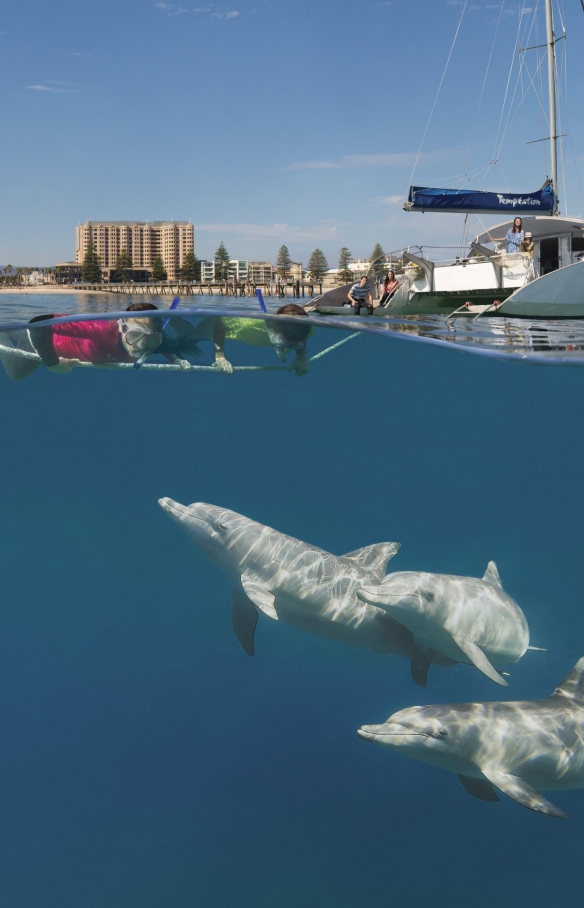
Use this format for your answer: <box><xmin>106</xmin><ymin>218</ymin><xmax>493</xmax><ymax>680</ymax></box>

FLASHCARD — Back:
<box><xmin>357</xmin><ymin>658</ymin><xmax>584</xmax><ymax>818</ymax></box>
<box><xmin>158</xmin><ymin>499</ymin><xmax>456</xmax><ymax>678</ymax></box>
<box><xmin>357</xmin><ymin>563</ymin><xmax>529</xmax><ymax>686</ymax></box>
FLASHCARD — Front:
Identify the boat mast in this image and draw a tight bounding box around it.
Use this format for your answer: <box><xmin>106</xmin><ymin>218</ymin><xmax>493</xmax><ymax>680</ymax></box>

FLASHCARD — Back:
<box><xmin>545</xmin><ymin>0</ymin><xmax>559</xmax><ymax>213</ymax></box>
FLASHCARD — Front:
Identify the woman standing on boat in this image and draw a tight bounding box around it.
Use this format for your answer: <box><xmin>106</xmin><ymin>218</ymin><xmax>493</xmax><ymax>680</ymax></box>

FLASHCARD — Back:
<box><xmin>493</xmin><ymin>216</ymin><xmax>524</xmax><ymax>253</ymax></box>
<box><xmin>378</xmin><ymin>270</ymin><xmax>400</xmax><ymax>307</ymax></box>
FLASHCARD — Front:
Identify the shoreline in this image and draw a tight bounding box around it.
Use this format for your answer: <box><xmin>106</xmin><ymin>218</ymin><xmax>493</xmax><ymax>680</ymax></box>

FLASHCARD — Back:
<box><xmin>0</xmin><ymin>287</ymin><xmax>126</xmax><ymax>294</ymax></box>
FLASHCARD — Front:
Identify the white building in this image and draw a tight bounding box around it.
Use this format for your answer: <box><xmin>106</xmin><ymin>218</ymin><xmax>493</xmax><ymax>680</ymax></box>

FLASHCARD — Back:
<box><xmin>200</xmin><ymin>260</ymin><xmax>216</xmax><ymax>282</ymax></box>
<box><xmin>228</xmin><ymin>260</ymin><xmax>249</xmax><ymax>281</ymax></box>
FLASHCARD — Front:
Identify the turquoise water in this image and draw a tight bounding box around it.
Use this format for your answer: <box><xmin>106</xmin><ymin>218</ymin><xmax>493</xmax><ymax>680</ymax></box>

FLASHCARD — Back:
<box><xmin>1</xmin><ymin>296</ymin><xmax>584</xmax><ymax>907</ymax></box>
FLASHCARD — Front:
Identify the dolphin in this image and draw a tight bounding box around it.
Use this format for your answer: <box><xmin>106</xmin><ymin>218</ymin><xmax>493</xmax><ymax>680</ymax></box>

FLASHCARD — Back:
<box><xmin>357</xmin><ymin>657</ymin><xmax>584</xmax><ymax>818</ymax></box>
<box><xmin>357</xmin><ymin>563</ymin><xmax>529</xmax><ymax>686</ymax></box>
<box><xmin>158</xmin><ymin>498</ymin><xmax>456</xmax><ymax>677</ymax></box>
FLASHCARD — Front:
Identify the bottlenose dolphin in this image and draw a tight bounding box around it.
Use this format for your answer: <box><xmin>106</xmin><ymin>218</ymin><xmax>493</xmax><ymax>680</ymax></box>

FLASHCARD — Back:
<box><xmin>357</xmin><ymin>657</ymin><xmax>584</xmax><ymax>818</ymax></box>
<box><xmin>158</xmin><ymin>499</ymin><xmax>456</xmax><ymax>677</ymax></box>
<box><xmin>357</xmin><ymin>563</ymin><xmax>529</xmax><ymax>686</ymax></box>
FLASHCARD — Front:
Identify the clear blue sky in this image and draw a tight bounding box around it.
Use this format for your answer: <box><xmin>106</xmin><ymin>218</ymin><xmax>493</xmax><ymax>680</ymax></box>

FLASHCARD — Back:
<box><xmin>1</xmin><ymin>0</ymin><xmax>583</xmax><ymax>267</ymax></box>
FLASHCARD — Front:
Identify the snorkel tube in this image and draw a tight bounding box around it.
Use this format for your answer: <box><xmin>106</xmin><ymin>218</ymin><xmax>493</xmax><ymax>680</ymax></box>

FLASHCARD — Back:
<box><xmin>134</xmin><ymin>297</ymin><xmax>180</xmax><ymax>369</ymax></box>
<box><xmin>256</xmin><ymin>289</ymin><xmax>267</xmax><ymax>313</ymax></box>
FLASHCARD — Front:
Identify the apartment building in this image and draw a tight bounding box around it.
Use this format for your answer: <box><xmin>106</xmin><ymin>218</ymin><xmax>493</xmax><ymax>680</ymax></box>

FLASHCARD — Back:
<box><xmin>228</xmin><ymin>260</ymin><xmax>249</xmax><ymax>281</ymax></box>
<box><xmin>76</xmin><ymin>221</ymin><xmax>194</xmax><ymax>281</ymax></box>
<box><xmin>199</xmin><ymin>260</ymin><xmax>272</xmax><ymax>283</ymax></box>
<box><xmin>200</xmin><ymin>260</ymin><xmax>216</xmax><ymax>282</ymax></box>
<box><xmin>247</xmin><ymin>262</ymin><xmax>273</xmax><ymax>283</ymax></box>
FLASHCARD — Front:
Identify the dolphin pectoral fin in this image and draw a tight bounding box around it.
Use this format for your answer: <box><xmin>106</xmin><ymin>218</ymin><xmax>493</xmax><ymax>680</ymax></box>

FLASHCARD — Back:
<box><xmin>482</xmin><ymin>560</ymin><xmax>502</xmax><ymax>588</ymax></box>
<box><xmin>240</xmin><ymin>575</ymin><xmax>279</xmax><ymax>621</ymax></box>
<box><xmin>231</xmin><ymin>587</ymin><xmax>259</xmax><ymax>656</ymax></box>
<box><xmin>481</xmin><ymin>768</ymin><xmax>568</xmax><ymax>818</ymax></box>
<box><xmin>457</xmin><ymin>774</ymin><xmax>500</xmax><ymax>803</ymax></box>
<box><xmin>410</xmin><ymin>641</ymin><xmax>433</xmax><ymax>688</ymax></box>
<box><xmin>341</xmin><ymin>543</ymin><xmax>401</xmax><ymax>580</ymax></box>
<box><xmin>453</xmin><ymin>636</ymin><xmax>507</xmax><ymax>686</ymax></box>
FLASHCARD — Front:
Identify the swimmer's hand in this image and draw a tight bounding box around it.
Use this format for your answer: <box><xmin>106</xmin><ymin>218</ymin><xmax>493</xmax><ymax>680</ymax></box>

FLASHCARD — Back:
<box><xmin>292</xmin><ymin>353</ymin><xmax>309</xmax><ymax>377</ymax></box>
<box><xmin>215</xmin><ymin>353</ymin><xmax>234</xmax><ymax>375</ymax></box>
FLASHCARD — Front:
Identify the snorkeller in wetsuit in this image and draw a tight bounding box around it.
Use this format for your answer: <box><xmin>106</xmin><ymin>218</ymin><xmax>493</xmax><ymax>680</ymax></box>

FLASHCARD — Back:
<box><xmin>0</xmin><ymin>302</ymin><xmax>201</xmax><ymax>380</ymax></box>
<box><xmin>174</xmin><ymin>304</ymin><xmax>314</xmax><ymax>376</ymax></box>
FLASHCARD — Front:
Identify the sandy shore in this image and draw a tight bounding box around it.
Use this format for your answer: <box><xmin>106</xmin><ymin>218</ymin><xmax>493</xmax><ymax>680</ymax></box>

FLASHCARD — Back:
<box><xmin>0</xmin><ymin>287</ymin><xmax>119</xmax><ymax>294</ymax></box>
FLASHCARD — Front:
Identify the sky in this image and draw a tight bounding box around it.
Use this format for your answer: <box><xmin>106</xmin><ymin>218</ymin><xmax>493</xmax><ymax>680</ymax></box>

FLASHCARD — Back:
<box><xmin>1</xmin><ymin>0</ymin><xmax>583</xmax><ymax>267</ymax></box>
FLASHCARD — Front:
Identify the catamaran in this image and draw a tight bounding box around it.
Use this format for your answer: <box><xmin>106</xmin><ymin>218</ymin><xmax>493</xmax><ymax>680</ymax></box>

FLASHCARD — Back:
<box><xmin>318</xmin><ymin>0</ymin><xmax>584</xmax><ymax>318</ymax></box>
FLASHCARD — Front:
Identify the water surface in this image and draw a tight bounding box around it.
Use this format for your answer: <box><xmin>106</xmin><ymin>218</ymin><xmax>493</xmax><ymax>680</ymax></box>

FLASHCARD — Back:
<box><xmin>1</xmin><ymin>297</ymin><xmax>583</xmax><ymax>907</ymax></box>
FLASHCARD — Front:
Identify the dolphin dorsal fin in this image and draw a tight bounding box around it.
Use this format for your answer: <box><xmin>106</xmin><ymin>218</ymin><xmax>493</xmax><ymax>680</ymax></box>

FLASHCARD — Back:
<box><xmin>341</xmin><ymin>543</ymin><xmax>401</xmax><ymax>580</ymax></box>
<box><xmin>551</xmin><ymin>657</ymin><xmax>584</xmax><ymax>703</ymax></box>
<box><xmin>482</xmin><ymin>561</ymin><xmax>502</xmax><ymax>588</ymax></box>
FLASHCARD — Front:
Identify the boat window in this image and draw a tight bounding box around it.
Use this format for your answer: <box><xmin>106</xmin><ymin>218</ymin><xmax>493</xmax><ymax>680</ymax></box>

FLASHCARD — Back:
<box><xmin>539</xmin><ymin>237</ymin><xmax>559</xmax><ymax>274</ymax></box>
<box><xmin>571</xmin><ymin>236</ymin><xmax>584</xmax><ymax>253</ymax></box>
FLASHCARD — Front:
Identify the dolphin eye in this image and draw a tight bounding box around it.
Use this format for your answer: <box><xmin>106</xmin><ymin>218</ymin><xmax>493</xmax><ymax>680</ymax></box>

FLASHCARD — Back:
<box><xmin>438</xmin><ymin>729</ymin><xmax>448</xmax><ymax>737</ymax></box>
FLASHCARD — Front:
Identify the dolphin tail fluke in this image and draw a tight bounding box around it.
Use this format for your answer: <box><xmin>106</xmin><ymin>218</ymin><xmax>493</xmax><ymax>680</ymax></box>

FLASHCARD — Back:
<box><xmin>410</xmin><ymin>641</ymin><xmax>433</xmax><ymax>688</ymax></box>
<box><xmin>453</xmin><ymin>636</ymin><xmax>508</xmax><ymax>686</ymax></box>
<box><xmin>481</xmin><ymin>768</ymin><xmax>568</xmax><ymax>818</ymax></box>
<box><xmin>232</xmin><ymin>587</ymin><xmax>259</xmax><ymax>656</ymax></box>
<box><xmin>457</xmin><ymin>774</ymin><xmax>500</xmax><ymax>803</ymax></box>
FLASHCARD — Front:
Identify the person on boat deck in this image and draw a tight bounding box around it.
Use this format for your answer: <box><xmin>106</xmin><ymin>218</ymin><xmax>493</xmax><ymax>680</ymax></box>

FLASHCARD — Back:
<box><xmin>378</xmin><ymin>270</ymin><xmax>400</xmax><ymax>307</ymax></box>
<box><xmin>492</xmin><ymin>216</ymin><xmax>524</xmax><ymax>254</ymax></box>
<box><xmin>1</xmin><ymin>303</ymin><xmax>197</xmax><ymax>381</ymax></box>
<box><xmin>174</xmin><ymin>304</ymin><xmax>314</xmax><ymax>376</ymax></box>
<box><xmin>348</xmin><ymin>276</ymin><xmax>373</xmax><ymax>315</ymax></box>
<box><xmin>520</xmin><ymin>231</ymin><xmax>535</xmax><ymax>257</ymax></box>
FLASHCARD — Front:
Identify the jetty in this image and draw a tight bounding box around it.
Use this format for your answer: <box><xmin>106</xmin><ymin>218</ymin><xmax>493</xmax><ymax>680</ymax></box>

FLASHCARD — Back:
<box><xmin>95</xmin><ymin>280</ymin><xmax>324</xmax><ymax>298</ymax></box>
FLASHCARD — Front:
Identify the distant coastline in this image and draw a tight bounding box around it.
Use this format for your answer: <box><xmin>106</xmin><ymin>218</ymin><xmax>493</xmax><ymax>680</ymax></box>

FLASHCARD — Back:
<box><xmin>0</xmin><ymin>286</ymin><xmax>125</xmax><ymax>294</ymax></box>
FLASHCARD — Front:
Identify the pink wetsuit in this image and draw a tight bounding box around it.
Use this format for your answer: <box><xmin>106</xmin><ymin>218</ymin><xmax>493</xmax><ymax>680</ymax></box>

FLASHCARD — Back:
<box><xmin>50</xmin><ymin>317</ymin><xmax>134</xmax><ymax>364</ymax></box>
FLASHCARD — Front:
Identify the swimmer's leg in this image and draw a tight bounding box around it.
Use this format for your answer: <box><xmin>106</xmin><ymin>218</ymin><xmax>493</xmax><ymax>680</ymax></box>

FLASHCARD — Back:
<box><xmin>0</xmin><ymin>331</ymin><xmax>41</xmax><ymax>381</ymax></box>
<box><xmin>28</xmin><ymin>315</ymin><xmax>60</xmax><ymax>367</ymax></box>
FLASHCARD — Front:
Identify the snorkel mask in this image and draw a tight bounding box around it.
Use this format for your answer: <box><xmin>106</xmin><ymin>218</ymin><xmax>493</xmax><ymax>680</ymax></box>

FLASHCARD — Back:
<box><xmin>265</xmin><ymin>320</ymin><xmax>308</xmax><ymax>362</ymax></box>
<box><xmin>118</xmin><ymin>317</ymin><xmax>163</xmax><ymax>359</ymax></box>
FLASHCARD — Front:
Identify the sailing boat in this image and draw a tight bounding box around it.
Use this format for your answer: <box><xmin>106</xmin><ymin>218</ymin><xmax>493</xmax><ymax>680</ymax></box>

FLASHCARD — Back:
<box><xmin>384</xmin><ymin>0</ymin><xmax>584</xmax><ymax>316</ymax></box>
<box><xmin>316</xmin><ymin>0</ymin><xmax>584</xmax><ymax>319</ymax></box>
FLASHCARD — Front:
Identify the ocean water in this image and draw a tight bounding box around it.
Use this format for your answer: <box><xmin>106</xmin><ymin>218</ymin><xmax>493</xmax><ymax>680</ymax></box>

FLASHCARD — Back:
<box><xmin>1</xmin><ymin>296</ymin><xmax>584</xmax><ymax>908</ymax></box>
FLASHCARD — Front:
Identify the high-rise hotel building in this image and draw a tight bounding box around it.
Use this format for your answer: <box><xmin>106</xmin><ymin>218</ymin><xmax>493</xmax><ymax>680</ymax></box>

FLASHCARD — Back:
<box><xmin>76</xmin><ymin>221</ymin><xmax>194</xmax><ymax>281</ymax></box>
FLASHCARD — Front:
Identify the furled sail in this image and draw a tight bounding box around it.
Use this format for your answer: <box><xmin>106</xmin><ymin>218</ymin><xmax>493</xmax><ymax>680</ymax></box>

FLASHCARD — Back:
<box><xmin>403</xmin><ymin>183</ymin><xmax>555</xmax><ymax>214</ymax></box>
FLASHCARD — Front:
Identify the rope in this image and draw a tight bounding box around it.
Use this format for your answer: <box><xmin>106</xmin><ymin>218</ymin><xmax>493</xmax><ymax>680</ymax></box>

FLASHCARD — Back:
<box><xmin>407</xmin><ymin>0</ymin><xmax>469</xmax><ymax>189</ymax></box>
<box><xmin>0</xmin><ymin>332</ymin><xmax>361</xmax><ymax>373</ymax></box>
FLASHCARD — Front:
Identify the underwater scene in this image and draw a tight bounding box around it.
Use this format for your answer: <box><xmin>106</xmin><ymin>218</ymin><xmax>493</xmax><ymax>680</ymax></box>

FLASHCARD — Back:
<box><xmin>2</xmin><ymin>295</ymin><xmax>584</xmax><ymax>907</ymax></box>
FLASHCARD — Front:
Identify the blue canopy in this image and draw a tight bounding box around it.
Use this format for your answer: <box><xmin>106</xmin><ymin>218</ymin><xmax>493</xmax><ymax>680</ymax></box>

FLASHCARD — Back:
<box><xmin>404</xmin><ymin>183</ymin><xmax>555</xmax><ymax>214</ymax></box>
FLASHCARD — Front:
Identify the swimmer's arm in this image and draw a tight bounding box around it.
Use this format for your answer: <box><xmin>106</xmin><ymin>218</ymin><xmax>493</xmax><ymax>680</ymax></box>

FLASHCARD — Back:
<box><xmin>212</xmin><ymin>318</ymin><xmax>233</xmax><ymax>374</ymax></box>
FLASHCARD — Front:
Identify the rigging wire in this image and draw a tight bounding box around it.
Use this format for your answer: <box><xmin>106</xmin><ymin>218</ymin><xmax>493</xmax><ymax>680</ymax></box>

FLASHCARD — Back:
<box><xmin>407</xmin><ymin>0</ymin><xmax>469</xmax><ymax>188</ymax></box>
<box><xmin>458</xmin><ymin>0</ymin><xmax>507</xmax><ymax>187</ymax></box>
<box><xmin>486</xmin><ymin>1</ymin><xmax>527</xmax><ymax>178</ymax></box>
<box><xmin>520</xmin><ymin>32</ymin><xmax>544</xmax><ymax>183</ymax></box>
<box><xmin>491</xmin><ymin>2</ymin><xmax>538</xmax><ymax>165</ymax></box>
<box><xmin>561</xmin><ymin>7</ymin><xmax>584</xmax><ymax>213</ymax></box>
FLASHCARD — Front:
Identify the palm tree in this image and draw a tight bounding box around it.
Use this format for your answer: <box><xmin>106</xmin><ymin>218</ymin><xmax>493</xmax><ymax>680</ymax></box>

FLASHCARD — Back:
<box><xmin>4</xmin><ymin>264</ymin><xmax>12</xmax><ymax>286</ymax></box>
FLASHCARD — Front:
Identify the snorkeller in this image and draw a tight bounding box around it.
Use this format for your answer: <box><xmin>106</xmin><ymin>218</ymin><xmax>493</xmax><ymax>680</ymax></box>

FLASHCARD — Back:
<box><xmin>0</xmin><ymin>302</ymin><xmax>201</xmax><ymax>380</ymax></box>
<box><xmin>176</xmin><ymin>304</ymin><xmax>314</xmax><ymax>376</ymax></box>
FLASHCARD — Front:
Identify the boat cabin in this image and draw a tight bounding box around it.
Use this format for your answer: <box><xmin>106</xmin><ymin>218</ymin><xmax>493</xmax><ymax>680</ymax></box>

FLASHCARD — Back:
<box><xmin>475</xmin><ymin>216</ymin><xmax>584</xmax><ymax>276</ymax></box>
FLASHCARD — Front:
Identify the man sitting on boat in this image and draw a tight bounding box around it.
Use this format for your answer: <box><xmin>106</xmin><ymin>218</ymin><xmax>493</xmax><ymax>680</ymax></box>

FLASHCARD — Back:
<box><xmin>348</xmin><ymin>276</ymin><xmax>373</xmax><ymax>316</ymax></box>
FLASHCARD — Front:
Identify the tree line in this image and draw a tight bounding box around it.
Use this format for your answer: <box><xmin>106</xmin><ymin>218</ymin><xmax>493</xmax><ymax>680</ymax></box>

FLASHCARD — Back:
<box><xmin>79</xmin><ymin>240</ymin><xmax>391</xmax><ymax>283</ymax></box>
